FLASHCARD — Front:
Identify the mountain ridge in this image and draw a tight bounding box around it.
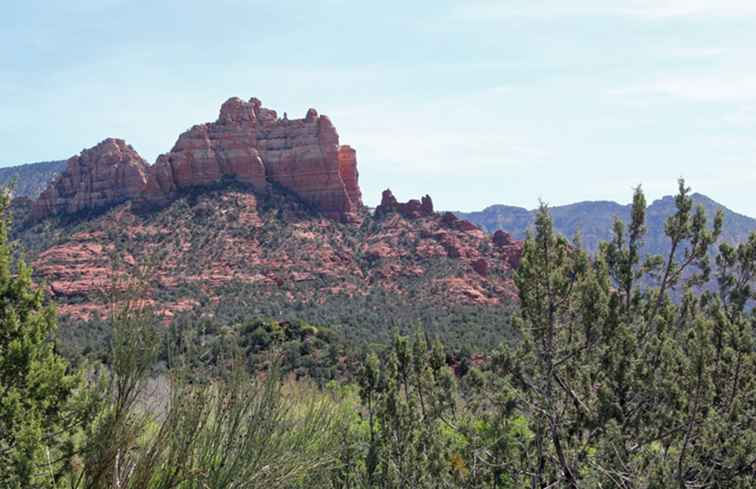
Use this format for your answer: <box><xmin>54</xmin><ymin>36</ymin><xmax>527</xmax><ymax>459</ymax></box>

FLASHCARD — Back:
<box><xmin>455</xmin><ymin>192</ymin><xmax>756</xmax><ymax>255</ymax></box>
<box><xmin>462</xmin><ymin>193</ymin><xmax>753</xmax><ymax>220</ymax></box>
<box><xmin>5</xmin><ymin>157</ymin><xmax>752</xmax><ymax>260</ymax></box>
<box><xmin>0</xmin><ymin>160</ymin><xmax>66</xmax><ymax>198</ymax></box>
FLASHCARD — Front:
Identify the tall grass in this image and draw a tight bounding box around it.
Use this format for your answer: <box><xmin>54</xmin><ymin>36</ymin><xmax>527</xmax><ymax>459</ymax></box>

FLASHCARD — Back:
<box><xmin>64</xmin><ymin>289</ymin><xmax>347</xmax><ymax>489</ymax></box>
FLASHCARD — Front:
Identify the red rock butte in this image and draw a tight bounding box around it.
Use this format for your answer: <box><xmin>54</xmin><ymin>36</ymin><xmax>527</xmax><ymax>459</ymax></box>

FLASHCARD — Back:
<box><xmin>32</xmin><ymin>138</ymin><xmax>149</xmax><ymax>219</ymax></box>
<box><xmin>32</xmin><ymin>97</ymin><xmax>363</xmax><ymax>221</ymax></box>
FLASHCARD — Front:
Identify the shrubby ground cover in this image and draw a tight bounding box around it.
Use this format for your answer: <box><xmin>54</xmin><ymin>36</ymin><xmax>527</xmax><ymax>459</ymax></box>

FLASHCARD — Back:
<box><xmin>1</xmin><ymin>181</ymin><xmax>754</xmax><ymax>488</ymax></box>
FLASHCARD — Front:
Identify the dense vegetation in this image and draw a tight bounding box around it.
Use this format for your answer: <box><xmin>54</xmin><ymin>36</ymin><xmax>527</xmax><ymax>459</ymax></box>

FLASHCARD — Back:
<box><xmin>12</xmin><ymin>182</ymin><xmax>517</xmax><ymax>361</ymax></box>
<box><xmin>1</xmin><ymin>181</ymin><xmax>754</xmax><ymax>488</ymax></box>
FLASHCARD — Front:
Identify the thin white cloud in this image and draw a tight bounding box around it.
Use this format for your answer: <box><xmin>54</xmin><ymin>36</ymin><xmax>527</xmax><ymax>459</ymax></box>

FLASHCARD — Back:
<box><xmin>620</xmin><ymin>0</ymin><xmax>756</xmax><ymax>18</ymax></box>
<box><xmin>330</xmin><ymin>91</ymin><xmax>548</xmax><ymax>178</ymax></box>
<box><xmin>659</xmin><ymin>47</ymin><xmax>726</xmax><ymax>59</ymax></box>
<box><xmin>609</xmin><ymin>74</ymin><xmax>756</xmax><ymax>102</ymax></box>
<box><xmin>454</xmin><ymin>1</ymin><xmax>756</xmax><ymax>20</ymax></box>
<box><xmin>723</xmin><ymin>104</ymin><xmax>756</xmax><ymax>127</ymax></box>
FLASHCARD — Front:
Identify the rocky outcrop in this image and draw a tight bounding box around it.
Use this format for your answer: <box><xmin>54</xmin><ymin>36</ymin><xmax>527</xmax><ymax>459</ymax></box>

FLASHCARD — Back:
<box><xmin>31</xmin><ymin>139</ymin><xmax>149</xmax><ymax>219</ymax></box>
<box><xmin>471</xmin><ymin>258</ymin><xmax>489</xmax><ymax>276</ymax></box>
<box><xmin>440</xmin><ymin>212</ymin><xmax>480</xmax><ymax>232</ymax></box>
<box><xmin>144</xmin><ymin>97</ymin><xmax>362</xmax><ymax>220</ymax></box>
<box><xmin>492</xmin><ymin>229</ymin><xmax>513</xmax><ymax>246</ymax></box>
<box><xmin>32</xmin><ymin>97</ymin><xmax>363</xmax><ymax>221</ymax></box>
<box><xmin>338</xmin><ymin>145</ymin><xmax>362</xmax><ymax>207</ymax></box>
<box><xmin>375</xmin><ymin>189</ymin><xmax>434</xmax><ymax>219</ymax></box>
<box><xmin>143</xmin><ymin>97</ymin><xmax>267</xmax><ymax>205</ymax></box>
<box><xmin>492</xmin><ymin>230</ymin><xmax>523</xmax><ymax>269</ymax></box>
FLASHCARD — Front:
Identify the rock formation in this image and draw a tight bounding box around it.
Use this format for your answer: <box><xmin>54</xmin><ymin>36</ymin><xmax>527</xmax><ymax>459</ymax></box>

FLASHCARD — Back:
<box><xmin>471</xmin><ymin>258</ymin><xmax>489</xmax><ymax>276</ymax></box>
<box><xmin>143</xmin><ymin>97</ymin><xmax>362</xmax><ymax>220</ymax></box>
<box><xmin>373</xmin><ymin>190</ymin><xmax>483</xmax><ymax>236</ymax></box>
<box><xmin>491</xmin><ymin>229</ymin><xmax>523</xmax><ymax>269</ymax></box>
<box><xmin>338</xmin><ymin>145</ymin><xmax>362</xmax><ymax>207</ymax></box>
<box><xmin>440</xmin><ymin>211</ymin><xmax>480</xmax><ymax>232</ymax></box>
<box><xmin>31</xmin><ymin>138</ymin><xmax>149</xmax><ymax>219</ymax></box>
<box><xmin>143</xmin><ymin>97</ymin><xmax>266</xmax><ymax>204</ymax></box>
<box><xmin>32</xmin><ymin>97</ymin><xmax>363</xmax><ymax>221</ymax></box>
<box><xmin>375</xmin><ymin>189</ymin><xmax>434</xmax><ymax>219</ymax></box>
<box><xmin>492</xmin><ymin>229</ymin><xmax>513</xmax><ymax>247</ymax></box>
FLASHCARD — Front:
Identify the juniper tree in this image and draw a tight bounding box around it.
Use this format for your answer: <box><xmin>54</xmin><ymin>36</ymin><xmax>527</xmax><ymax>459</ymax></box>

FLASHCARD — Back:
<box><xmin>0</xmin><ymin>190</ymin><xmax>93</xmax><ymax>488</ymax></box>
<box><xmin>495</xmin><ymin>180</ymin><xmax>752</xmax><ymax>488</ymax></box>
<box><xmin>672</xmin><ymin>234</ymin><xmax>756</xmax><ymax>488</ymax></box>
<box><xmin>500</xmin><ymin>203</ymin><xmax>596</xmax><ymax>488</ymax></box>
<box><xmin>353</xmin><ymin>333</ymin><xmax>460</xmax><ymax>489</ymax></box>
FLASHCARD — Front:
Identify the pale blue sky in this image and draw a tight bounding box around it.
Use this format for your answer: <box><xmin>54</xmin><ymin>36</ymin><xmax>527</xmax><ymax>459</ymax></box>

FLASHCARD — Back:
<box><xmin>2</xmin><ymin>1</ymin><xmax>755</xmax><ymax>215</ymax></box>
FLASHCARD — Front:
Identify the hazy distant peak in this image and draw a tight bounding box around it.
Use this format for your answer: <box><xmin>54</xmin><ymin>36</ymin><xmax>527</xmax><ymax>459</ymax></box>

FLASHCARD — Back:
<box><xmin>0</xmin><ymin>160</ymin><xmax>66</xmax><ymax>198</ymax></box>
<box><xmin>455</xmin><ymin>193</ymin><xmax>755</xmax><ymax>256</ymax></box>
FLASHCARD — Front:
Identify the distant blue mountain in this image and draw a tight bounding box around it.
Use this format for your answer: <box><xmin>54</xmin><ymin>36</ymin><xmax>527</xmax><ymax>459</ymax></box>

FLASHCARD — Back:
<box><xmin>0</xmin><ymin>160</ymin><xmax>66</xmax><ymax>198</ymax></box>
<box><xmin>456</xmin><ymin>193</ymin><xmax>756</xmax><ymax>255</ymax></box>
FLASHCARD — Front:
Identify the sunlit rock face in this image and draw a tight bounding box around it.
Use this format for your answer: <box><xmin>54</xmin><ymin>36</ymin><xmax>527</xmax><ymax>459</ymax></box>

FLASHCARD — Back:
<box><xmin>32</xmin><ymin>138</ymin><xmax>149</xmax><ymax>219</ymax></box>
<box><xmin>143</xmin><ymin>97</ymin><xmax>363</xmax><ymax>220</ymax></box>
<box><xmin>34</xmin><ymin>97</ymin><xmax>363</xmax><ymax>222</ymax></box>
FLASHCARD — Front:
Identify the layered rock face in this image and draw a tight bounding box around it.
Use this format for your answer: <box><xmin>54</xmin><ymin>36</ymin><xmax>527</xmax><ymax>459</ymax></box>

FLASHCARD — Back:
<box><xmin>32</xmin><ymin>97</ymin><xmax>363</xmax><ymax>221</ymax></box>
<box><xmin>492</xmin><ymin>229</ymin><xmax>523</xmax><ymax>268</ymax></box>
<box><xmin>144</xmin><ymin>97</ymin><xmax>362</xmax><ymax>220</ymax></box>
<box><xmin>338</xmin><ymin>145</ymin><xmax>362</xmax><ymax>207</ymax></box>
<box><xmin>31</xmin><ymin>139</ymin><xmax>149</xmax><ymax>219</ymax></box>
<box><xmin>143</xmin><ymin>97</ymin><xmax>266</xmax><ymax>204</ymax></box>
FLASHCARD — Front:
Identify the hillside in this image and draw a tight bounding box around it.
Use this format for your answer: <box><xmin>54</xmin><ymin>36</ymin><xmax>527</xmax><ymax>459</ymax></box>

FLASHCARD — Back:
<box><xmin>0</xmin><ymin>160</ymin><xmax>66</xmax><ymax>198</ymax></box>
<box><xmin>14</xmin><ymin>185</ymin><xmax>520</xmax><ymax>349</ymax></box>
<box><xmin>457</xmin><ymin>193</ymin><xmax>756</xmax><ymax>255</ymax></box>
<box><xmin>8</xmin><ymin>97</ymin><xmax>522</xmax><ymax>353</ymax></box>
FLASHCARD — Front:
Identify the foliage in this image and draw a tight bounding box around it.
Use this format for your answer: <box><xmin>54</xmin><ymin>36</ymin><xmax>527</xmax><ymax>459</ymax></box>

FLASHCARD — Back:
<box><xmin>2</xmin><ymin>180</ymin><xmax>754</xmax><ymax>488</ymax></box>
<box><xmin>489</xmin><ymin>180</ymin><xmax>755</xmax><ymax>487</ymax></box>
<box><xmin>66</xmin><ymin>294</ymin><xmax>348</xmax><ymax>489</ymax></box>
<box><xmin>458</xmin><ymin>190</ymin><xmax>756</xmax><ymax>257</ymax></box>
<box><xmin>165</xmin><ymin>316</ymin><xmax>352</xmax><ymax>385</ymax></box>
<box><xmin>350</xmin><ymin>334</ymin><xmax>459</xmax><ymax>488</ymax></box>
<box><xmin>0</xmin><ymin>190</ymin><xmax>96</xmax><ymax>489</ymax></box>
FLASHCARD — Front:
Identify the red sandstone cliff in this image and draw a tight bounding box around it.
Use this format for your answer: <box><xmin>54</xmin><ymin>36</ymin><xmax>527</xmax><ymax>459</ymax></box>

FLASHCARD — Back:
<box><xmin>143</xmin><ymin>97</ymin><xmax>266</xmax><ymax>204</ymax></box>
<box><xmin>32</xmin><ymin>98</ymin><xmax>363</xmax><ymax>221</ymax></box>
<box><xmin>19</xmin><ymin>96</ymin><xmax>527</xmax><ymax>327</ymax></box>
<box><xmin>31</xmin><ymin>138</ymin><xmax>149</xmax><ymax>219</ymax></box>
